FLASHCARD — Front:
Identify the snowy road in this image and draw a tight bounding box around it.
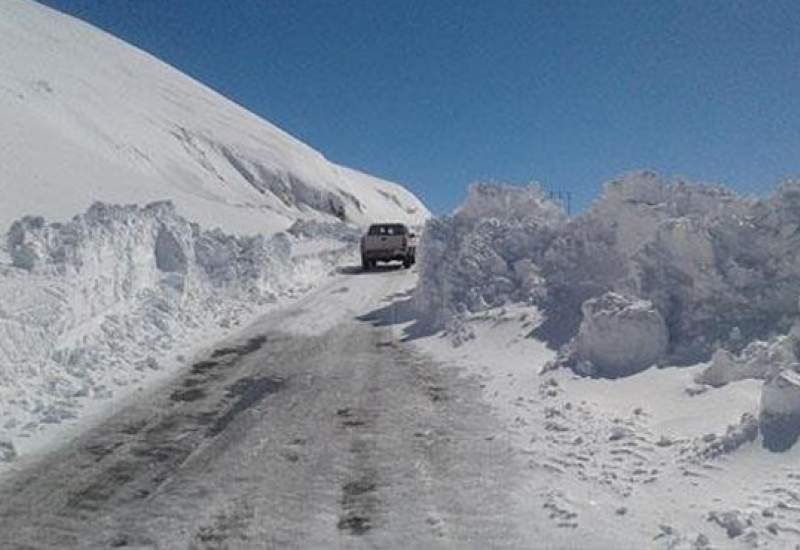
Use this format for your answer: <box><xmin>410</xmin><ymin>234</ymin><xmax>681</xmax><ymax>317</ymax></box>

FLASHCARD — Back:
<box><xmin>0</xmin><ymin>267</ymin><xmax>530</xmax><ymax>549</ymax></box>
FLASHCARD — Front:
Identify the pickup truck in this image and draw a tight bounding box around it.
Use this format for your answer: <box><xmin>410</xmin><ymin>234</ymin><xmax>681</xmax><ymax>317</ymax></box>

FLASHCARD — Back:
<box><xmin>360</xmin><ymin>223</ymin><xmax>417</xmax><ymax>270</ymax></box>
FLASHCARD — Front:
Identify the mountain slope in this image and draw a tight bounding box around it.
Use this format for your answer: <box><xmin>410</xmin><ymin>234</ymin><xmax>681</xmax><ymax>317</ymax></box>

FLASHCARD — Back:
<box><xmin>0</xmin><ymin>0</ymin><xmax>428</xmax><ymax>234</ymax></box>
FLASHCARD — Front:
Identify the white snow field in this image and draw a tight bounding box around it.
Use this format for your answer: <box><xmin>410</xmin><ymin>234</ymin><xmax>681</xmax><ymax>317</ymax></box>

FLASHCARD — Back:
<box><xmin>0</xmin><ymin>0</ymin><xmax>428</xmax><ymax>465</ymax></box>
<box><xmin>410</xmin><ymin>174</ymin><xmax>800</xmax><ymax>548</ymax></box>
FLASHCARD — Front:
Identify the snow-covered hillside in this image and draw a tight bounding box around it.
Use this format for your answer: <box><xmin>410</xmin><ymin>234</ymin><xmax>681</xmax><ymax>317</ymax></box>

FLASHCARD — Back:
<box><xmin>0</xmin><ymin>0</ymin><xmax>428</xmax><ymax>235</ymax></box>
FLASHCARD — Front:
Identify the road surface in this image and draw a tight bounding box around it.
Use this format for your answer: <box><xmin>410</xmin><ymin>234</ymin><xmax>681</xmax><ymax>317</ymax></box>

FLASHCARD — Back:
<box><xmin>0</xmin><ymin>266</ymin><xmax>532</xmax><ymax>549</ymax></box>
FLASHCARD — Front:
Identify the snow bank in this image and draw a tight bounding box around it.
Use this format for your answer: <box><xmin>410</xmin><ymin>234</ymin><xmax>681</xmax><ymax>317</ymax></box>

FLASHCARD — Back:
<box><xmin>0</xmin><ymin>201</ymin><xmax>356</xmax><ymax>452</ymax></box>
<box><xmin>572</xmin><ymin>293</ymin><xmax>667</xmax><ymax>378</ymax></box>
<box><xmin>415</xmin><ymin>173</ymin><xmax>800</xmax><ymax>378</ymax></box>
<box><xmin>760</xmin><ymin>367</ymin><xmax>800</xmax><ymax>452</ymax></box>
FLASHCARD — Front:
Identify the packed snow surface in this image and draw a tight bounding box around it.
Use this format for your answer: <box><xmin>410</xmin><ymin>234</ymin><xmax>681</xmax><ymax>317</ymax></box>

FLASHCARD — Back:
<box><xmin>411</xmin><ymin>305</ymin><xmax>800</xmax><ymax>548</ymax></box>
<box><xmin>0</xmin><ymin>0</ymin><xmax>428</xmax><ymax>235</ymax></box>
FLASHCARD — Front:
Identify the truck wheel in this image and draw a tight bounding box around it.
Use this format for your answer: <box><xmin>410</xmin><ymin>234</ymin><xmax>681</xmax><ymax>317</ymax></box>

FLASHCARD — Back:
<box><xmin>361</xmin><ymin>256</ymin><xmax>370</xmax><ymax>271</ymax></box>
<box><xmin>403</xmin><ymin>258</ymin><xmax>412</xmax><ymax>269</ymax></box>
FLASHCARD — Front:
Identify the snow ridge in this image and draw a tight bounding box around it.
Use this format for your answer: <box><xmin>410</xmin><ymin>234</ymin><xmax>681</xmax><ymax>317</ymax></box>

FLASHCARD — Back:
<box><xmin>415</xmin><ymin>172</ymin><xmax>800</xmax><ymax>374</ymax></box>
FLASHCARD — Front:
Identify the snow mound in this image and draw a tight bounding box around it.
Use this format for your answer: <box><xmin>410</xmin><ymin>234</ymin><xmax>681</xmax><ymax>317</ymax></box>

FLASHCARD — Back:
<box><xmin>414</xmin><ymin>183</ymin><xmax>563</xmax><ymax>331</ymax></box>
<box><xmin>0</xmin><ymin>0</ymin><xmax>428</xmax><ymax>235</ymax></box>
<box><xmin>572</xmin><ymin>293</ymin><xmax>667</xmax><ymax>378</ymax></box>
<box><xmin>696</xmin><ymin>335</ymin><xmax>798</xmax><ymax>387</ymax></box>
<box><xmin>0</xmin><ymin>201</ymin><xmax>356</xmax><ymax>452</ymax></box>
<box><xmin>416</xmin><ymin>172</ymin><xmax>800</xmax><ymax>378</ymax></box>
<box><xmin>760</xmin><ymin>367</ymin><xmax>800</xmax><ymax>452</ymax></box>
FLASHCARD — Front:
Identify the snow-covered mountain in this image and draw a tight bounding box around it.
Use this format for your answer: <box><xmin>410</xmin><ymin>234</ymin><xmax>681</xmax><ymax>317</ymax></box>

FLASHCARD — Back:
<box><xmin>0</xmin><ymin>0</ymin><xmax>428</xmax><ymax>235</ymax></box>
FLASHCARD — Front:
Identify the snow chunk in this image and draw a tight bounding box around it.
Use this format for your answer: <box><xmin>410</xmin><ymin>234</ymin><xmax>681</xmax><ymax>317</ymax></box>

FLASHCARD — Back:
<box><xmin>696</xmin><ymin>336</ymin><xmax>797</xmax><ymax>387</ymax></box>
<box><xmin>573</xmin><ymin>293</ymin><xmax>667</xmax><ymax>378</ymax></box>
<box><xmin>760</xmin><ymin>367</ymin><xmax>800</xmax><ymax>451</ymax></box>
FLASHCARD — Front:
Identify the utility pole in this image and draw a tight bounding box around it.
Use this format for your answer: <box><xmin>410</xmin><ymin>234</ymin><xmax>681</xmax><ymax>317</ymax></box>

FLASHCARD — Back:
<box><xmin>548</xmin><ymin>190</ymin><xmax>573</xmax><ymax>215</ymax></box>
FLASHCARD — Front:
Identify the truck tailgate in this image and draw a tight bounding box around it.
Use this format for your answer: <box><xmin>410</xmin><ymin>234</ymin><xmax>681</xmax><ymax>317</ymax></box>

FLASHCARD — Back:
<box><xmin>364</xmin><ymin>234</ymin><xmax>405</xmax><ymax>250</ymax></box>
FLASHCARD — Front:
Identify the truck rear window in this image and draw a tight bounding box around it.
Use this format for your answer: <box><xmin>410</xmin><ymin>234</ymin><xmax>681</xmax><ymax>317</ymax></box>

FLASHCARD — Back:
<box><xmin>368</xmin><ymin>224</ymin><xmax>407</xmax><ymax>236</ymax></box>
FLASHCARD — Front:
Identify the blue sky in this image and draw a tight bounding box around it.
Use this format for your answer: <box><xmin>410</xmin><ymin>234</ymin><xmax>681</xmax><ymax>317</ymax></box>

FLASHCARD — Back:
<box><xmin>39</xmin><ymin>0</ymin><xmax>800</xmax><ymax>214</ymax></box>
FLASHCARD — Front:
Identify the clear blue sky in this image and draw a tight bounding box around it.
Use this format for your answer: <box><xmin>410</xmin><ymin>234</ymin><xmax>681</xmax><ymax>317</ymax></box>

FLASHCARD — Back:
<box><xmin>38</xmin><ymin>0</ymin><xmax>800</xmax><ymax>214</ymax></box>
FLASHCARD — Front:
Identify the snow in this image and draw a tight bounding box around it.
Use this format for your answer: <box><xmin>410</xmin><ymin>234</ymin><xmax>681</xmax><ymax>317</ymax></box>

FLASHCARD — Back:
<box><xmin>760</xmin><ymin>367</ymin><xmax>800</xmax><ymax>452</ymax></box>
<box><xmin>407</xmin><ymin>173</ymin><xmax>800</xmax><ymax>546</ymax></box>
<box><xmin>572</xmin><ymin>292</ymin><xmax>668</xmax><ymax>378</ymax></box>
<box><xmin>416</xmin><ymin>172</ymin><xmax>800</xmax><ymax>371</ymax></box>
<box><xmin>0</xmin><ymin>201</ymin><xmax>364</xmax><ymax>461</ymax></box>
<box><xmin>0</xmin><ymin>0</ymin><xmax>428</xmax><ymax>235</ymax></box>
<box><xmin>414</xmin><ymin>183</ymin><xmax>562</xmax><ymax>332</ymax></box>
<box><xmin>697</xmin><ymin>335</ymin><xmax>798</xmax><ymax>387</ymax></box>
<box><xmin>409</xmin><ymin>305</ymin><xmax>800</xmax><ymax>548</ymax></box>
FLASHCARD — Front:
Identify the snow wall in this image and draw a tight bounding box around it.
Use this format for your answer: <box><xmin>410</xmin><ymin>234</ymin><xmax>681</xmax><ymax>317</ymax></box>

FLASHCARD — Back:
<box><xmin>415</xmin><ymin>172</ymin><xmax>800</xmax><ymax>377</ymax></box>
<box><xmin>0</xmin><ymin>201</ymin><xmax>358</xmax><ymax>451</ymax></box>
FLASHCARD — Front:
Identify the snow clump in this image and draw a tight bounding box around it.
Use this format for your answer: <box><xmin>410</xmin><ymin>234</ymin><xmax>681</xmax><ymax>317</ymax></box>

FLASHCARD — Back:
<box><xmin>696</xmin><ymin>335</ymin><xmax>798</xmax><ymax>387</ymax></box>
<box><xmin>571</xmin><ymin>292</ymin><xmax>667</xmax><ymax>378</ymax></box>
<box><xmin>760</xmin><ymin>367</ymin><xmax>800</xmax><ymax>452</ymax></box>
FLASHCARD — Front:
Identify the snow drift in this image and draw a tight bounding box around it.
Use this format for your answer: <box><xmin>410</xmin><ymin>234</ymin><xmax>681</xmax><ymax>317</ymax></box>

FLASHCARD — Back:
<box><xmin>0</xmin><ymin>202</ymin><xmax>359</xmax><ymax>454</ymax></box>
<box><xmin>0</xmin><ymin>0</ymin><xmax>428</xmax><ymax>235</ymax></box>
<box><xmin>415</xmin><ymin>172</ymin><xmax>800</xmax><ymax>380</ymax></box>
